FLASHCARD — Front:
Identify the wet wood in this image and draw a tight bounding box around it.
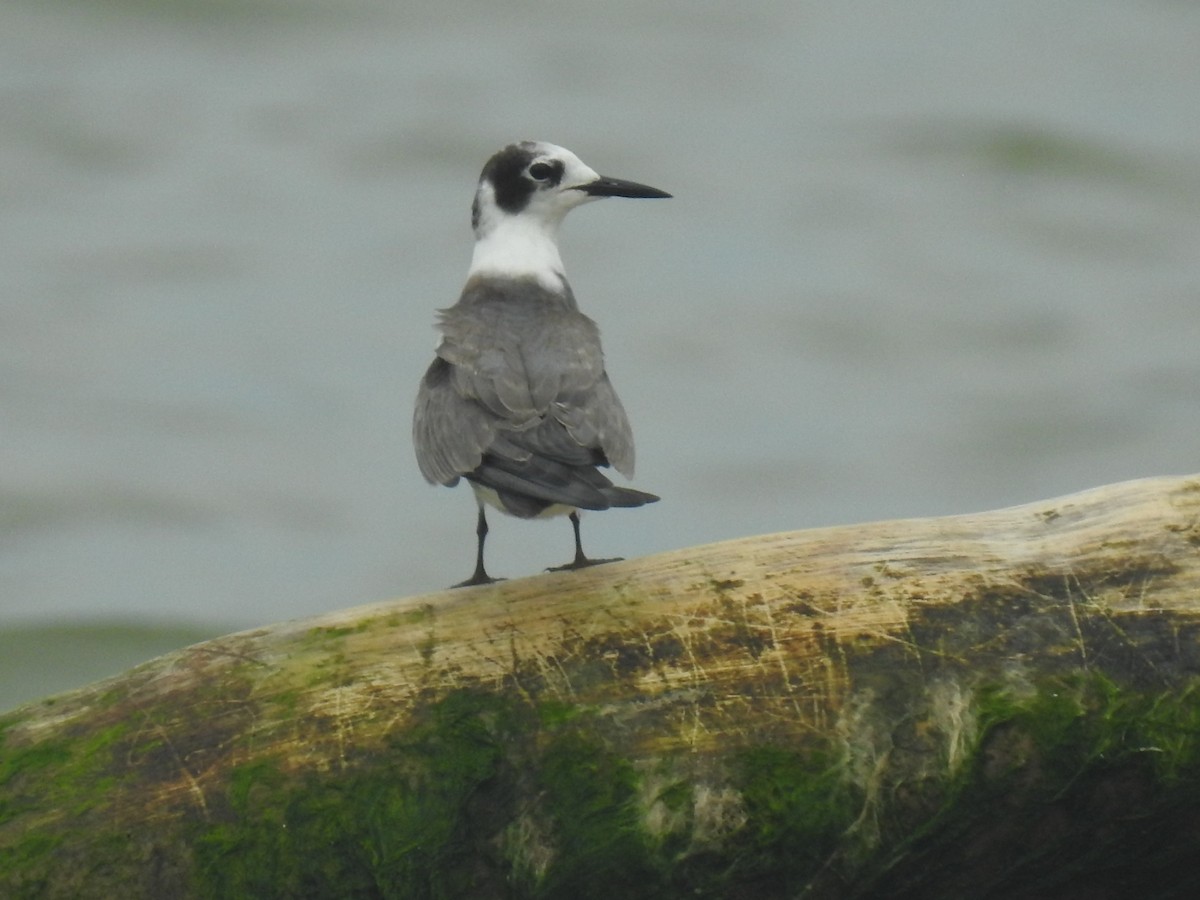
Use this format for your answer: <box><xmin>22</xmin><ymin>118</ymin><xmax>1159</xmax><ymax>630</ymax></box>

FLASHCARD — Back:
<box><xmin>3</xmin><ymin>474</ymin><xmax>1200</xmax><ymax>898</ymax></box>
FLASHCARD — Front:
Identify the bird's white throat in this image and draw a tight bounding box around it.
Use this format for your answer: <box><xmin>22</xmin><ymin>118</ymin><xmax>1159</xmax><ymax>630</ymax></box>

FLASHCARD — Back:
<box><xmin>467</xmin><ymin>214</ymin><xmax>569</xmax><ymax>294</ymax></box>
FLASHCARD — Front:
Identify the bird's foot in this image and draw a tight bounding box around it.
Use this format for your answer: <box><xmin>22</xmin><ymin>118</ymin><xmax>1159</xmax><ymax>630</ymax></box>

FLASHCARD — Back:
<box><xmin>452</xmin><ymin>571</ymin><xmax>505</xmax><ymax>589</ymax></box>
<box><xmin>547</xmin><ymin>555</ymin><xmax>624</xmax><ymax>573</ymax></box>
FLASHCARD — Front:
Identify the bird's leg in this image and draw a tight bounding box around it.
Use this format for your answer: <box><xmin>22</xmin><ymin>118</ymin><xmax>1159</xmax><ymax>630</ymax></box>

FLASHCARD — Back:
<box><xmin>453</xmin><ymin>506</ymin><xmax>503</xmax><ymax>588</ymax></box>
<box><xmin>548</xmin><ymin>511</ymin><xmax>623</xmax><ymax>572</ymax></box>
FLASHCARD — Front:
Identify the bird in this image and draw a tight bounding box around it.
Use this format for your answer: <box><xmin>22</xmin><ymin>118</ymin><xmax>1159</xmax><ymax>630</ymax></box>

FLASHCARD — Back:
<box><xmin>413</xmin><ymin>141</ymin><xmax>670</xmax><ymax>587</ymax></box>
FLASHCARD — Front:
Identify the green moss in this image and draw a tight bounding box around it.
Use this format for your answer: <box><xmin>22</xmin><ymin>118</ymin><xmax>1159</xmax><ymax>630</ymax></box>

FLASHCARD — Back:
<box><xmin>11</xmin><ymin>669</ymin><xmax>1192</xmax><ymax>898</ymax></box>
<box><xmin>1132</xmin><ymin>682</ymin><xmax>1200</xmax><ymax>781</ymax></box>
<box><xmin>0</xmin><ymin>831</ymin><xmax>59</xmax><ymax>900</ymax></box>
<box><xmin>724</xmin><ymin>744</ymin><xmax>857</xmax><ymax>894</ymax></box>
<box><xmin>190</xmin><ymin>688</ymin><xmax>685</xmax><ymax>899</ymax></box>
<box><xmin>535</xmin><ymin>699</ymin><xmax>584</xmax><ymax>728</ymax></box>
<box><xmin>535</xmin><ymin>729</ymin><xmax>662</xmax><ymax>899</ymax></box>
<box><xmin>0</xmin><ymin>719</ymin><xmax>135</xmax><ymax>894</ymax></box>
<box><xmin>303</xmin><ymin>625</ymin><xmax>355</xmax><ymax>643</ymax></box>
<box><xmin>1</xmin><ymin>720</ymin><xmax>130</xmax><ymax>821</ymax></box>
<box><xmin>969</xmin><ymin>673</ymin><xmax>1200</xmax><ymax>791</ymax></box>
<box><xmin>1</xmin><ymin>720</ymin><xmax>65</xmax><ymax>891</ymax></box>
<box><xmin>857</xmin><ymin>673</ymin><xmax>1200</xmax><ymax>898</ymax></box>
<box><xmin>0</xmin><ymin>739</ymin><xmax>72</xmax><ymax>789</ymax></box>
<box><xmin>268</xmin><ymin>688</ymin><xmax>301</xmax><ymax>716</ymax></box>
<box><xmin>397</xmin><ymin>605</ymin><xmax>435</xmax><ymax>626</ymax></box>
<box><xmin>654</xmin><ymin>777</ymin><xmax>691</xmax><ymax>814</ymax></box>
<box><xmin>193</xmin><ymin>688</ymin><xmax>527</xmax><ymax>899</ymax></box>
<box><xmin>297</xmin><ymin>622</ymin><xmax>372</xmax><ymax>653</ymax></box>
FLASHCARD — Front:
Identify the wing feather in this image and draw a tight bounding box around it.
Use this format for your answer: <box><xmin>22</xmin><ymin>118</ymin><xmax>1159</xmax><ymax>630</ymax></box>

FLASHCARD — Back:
<box><xmin>412</xmin><ymin>277</ymin><xmax>649</xmax><ymax>510</ymax></box>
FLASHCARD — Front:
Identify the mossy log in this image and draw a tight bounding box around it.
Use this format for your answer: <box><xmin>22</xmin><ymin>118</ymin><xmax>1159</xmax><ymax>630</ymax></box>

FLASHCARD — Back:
<box><xmin>4</xmin><ymin>474</ymin><xmax>1200</xmax><ymax>899</ymax></box>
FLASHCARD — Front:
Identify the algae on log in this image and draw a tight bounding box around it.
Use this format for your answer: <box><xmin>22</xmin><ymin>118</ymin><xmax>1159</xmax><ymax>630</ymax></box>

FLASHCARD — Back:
<box><xmin>4</xmin><ymin>474</ymin><xmax>1200</xmax><ymax>899</ymax></box>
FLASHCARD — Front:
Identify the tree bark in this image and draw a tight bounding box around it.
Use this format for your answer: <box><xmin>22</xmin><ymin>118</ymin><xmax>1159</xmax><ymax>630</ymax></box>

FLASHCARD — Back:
<box><xmin>4</xmin><ymin>474</ymin><xmax>1200</xmax><ymax>899</ymax></box>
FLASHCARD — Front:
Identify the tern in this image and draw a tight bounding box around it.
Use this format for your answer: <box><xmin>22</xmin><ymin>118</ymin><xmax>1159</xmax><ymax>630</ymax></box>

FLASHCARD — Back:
<box><xmin>413</xmin><ymin>141</ymin><xmax>669</xmax><ymax>586</ymax></box>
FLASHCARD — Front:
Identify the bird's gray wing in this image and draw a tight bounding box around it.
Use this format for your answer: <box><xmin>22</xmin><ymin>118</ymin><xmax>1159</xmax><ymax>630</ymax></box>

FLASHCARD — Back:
<box><xmin>500</xmin><ymin>300</ymin><xmax>637</xmax><ymax>477</ymax></box>
<box><xmin>415</xmin><ymin>285</ymin><xmax>638</xmax><ymax>487</ymax></box>
<box><xmin>412</xmin><ymin>356</ymin><xmax>496</xmax><ymax>486</ymax></box>
<box><xmin>553</xmin><ymin>373</ymin><xmax>635</xmax><ymax>477</ymax></box>
<box><xmin>437</xmin><ymin>297</ymin><xmax>605</xmax><ymax>419</ymax></box>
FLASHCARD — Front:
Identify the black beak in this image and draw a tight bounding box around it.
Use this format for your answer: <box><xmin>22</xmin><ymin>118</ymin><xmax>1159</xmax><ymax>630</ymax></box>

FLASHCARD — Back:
<box><xmin>578</xmin><ymin>176</ymin><xmax>672</xmax><ymax>199</ymax></box>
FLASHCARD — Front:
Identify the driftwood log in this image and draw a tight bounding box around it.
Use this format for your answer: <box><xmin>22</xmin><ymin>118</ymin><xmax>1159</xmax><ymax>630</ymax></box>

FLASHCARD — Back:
<box><xmin>3</xmin><ymin>474</ymin><xmax>1200</xmax><ymax>899</ymax></box>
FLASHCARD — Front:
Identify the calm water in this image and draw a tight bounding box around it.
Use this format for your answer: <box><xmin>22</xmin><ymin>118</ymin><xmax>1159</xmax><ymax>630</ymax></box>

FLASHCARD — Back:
<box><xmin>3</xmin><ymin>0</ymin><xmax>1199</xmax><ymax>706</ymax></box>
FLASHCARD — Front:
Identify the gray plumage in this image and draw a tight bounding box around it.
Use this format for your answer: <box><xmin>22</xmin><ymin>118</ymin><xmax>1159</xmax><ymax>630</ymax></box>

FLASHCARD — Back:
<box><xmin>412</xmin><ymin>141</ymin><xmax>669</xmax><ymax>586</ymax></box>
<box><xmin>414</xmin><ymin>274</ymin><xmax>647</xmax><ymax>512</ymax></box>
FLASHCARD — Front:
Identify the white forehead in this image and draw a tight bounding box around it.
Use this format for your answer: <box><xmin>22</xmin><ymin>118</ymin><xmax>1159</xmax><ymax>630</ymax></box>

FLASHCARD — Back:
<box><xmin>524</xmin><ymin>141</ymin><xmax>575</xmax><ymax>162</ymax></box>
<box><xmin>522</xmin><ymin>142</ymin><xmax>598</xmax><ymax>184</ymax></box>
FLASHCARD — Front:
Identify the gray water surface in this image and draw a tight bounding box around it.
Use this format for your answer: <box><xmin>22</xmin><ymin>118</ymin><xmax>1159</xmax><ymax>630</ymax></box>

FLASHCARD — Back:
<box><xmin>2</xmin><ymin>1</ymin><xmax>1198</xmax><ymax>706</ymax></box>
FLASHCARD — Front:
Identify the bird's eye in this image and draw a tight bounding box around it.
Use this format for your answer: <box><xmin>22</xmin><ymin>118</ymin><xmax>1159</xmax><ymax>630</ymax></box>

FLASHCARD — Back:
<box><xmin>528</xmin><ymin>162</ymin><xmax>554</xmax><ymax>181</ymax></box>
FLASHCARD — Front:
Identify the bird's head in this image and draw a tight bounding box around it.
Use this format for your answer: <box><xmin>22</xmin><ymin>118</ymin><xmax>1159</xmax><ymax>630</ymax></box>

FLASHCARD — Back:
<box><xmin>471</xmin><ymin>141</ymin><xmax>670</xmax><ymax>238</ymax></box>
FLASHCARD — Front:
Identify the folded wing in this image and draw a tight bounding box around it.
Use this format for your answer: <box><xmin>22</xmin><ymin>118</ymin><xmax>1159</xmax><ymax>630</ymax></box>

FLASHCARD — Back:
<box><xmin>412</xmin><ymin>282</ymin><xmax>654</xmax><ymax>518</ymax></box>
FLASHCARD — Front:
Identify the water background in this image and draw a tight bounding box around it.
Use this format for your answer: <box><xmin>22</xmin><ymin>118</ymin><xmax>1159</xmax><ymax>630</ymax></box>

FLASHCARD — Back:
<box><xmin>3</xmin><ymin>0</ymin><xmax>1199</xmax><ymax>709</ymax></box>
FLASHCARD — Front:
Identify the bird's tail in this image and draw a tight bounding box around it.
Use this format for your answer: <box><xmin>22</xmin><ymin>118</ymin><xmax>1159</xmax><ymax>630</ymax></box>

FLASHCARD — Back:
<box><xmin>601</xmin><ymin>486</ymin><xmax>660</xmax><ymax>508</ymax></box>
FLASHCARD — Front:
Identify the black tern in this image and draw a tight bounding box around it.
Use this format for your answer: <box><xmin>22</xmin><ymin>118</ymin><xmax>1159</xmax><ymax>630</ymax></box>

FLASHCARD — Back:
<box><xmin>413</xmin><ymin>141</ymin><xmax>669</xmax><ymax>587</ymax></box>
